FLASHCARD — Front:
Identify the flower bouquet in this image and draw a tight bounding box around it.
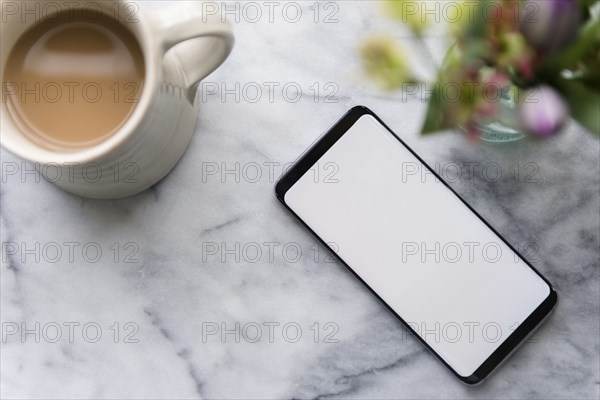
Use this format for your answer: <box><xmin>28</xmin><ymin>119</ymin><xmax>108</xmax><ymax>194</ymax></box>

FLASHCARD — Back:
<box><xmin>361</xmin><ymin>0</ymin><xmax>600</xmax><ymax>140</ymax></box>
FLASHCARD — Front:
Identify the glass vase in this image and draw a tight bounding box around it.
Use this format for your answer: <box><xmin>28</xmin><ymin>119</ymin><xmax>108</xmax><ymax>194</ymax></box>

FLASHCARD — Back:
<box><xmin>441</xmin><ymin>44</ymin><xmax>526</xmax><ymax>143</ymax></box>
<box><xmin>472</xmin><ymin>85</ymin><xmax>526</xmax><ymax>143</ymax></box>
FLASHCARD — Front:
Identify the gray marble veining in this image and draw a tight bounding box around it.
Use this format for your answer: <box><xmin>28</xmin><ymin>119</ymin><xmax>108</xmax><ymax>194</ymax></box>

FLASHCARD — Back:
<box><xmin>1</xmin><ymin>1</ymin><xmax>599</xmax><ymax>399</ymax></box>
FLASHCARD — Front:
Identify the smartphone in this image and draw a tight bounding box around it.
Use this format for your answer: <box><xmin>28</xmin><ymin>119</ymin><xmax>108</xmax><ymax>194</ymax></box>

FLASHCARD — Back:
<box><xmin>275</xmin><ymin>106</ymin><xmax>557</xmax><ymax>384</ymax></box>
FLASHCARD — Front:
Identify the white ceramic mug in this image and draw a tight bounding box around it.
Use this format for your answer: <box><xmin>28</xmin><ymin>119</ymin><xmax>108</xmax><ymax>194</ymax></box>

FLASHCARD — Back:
<box><xmin>0</xmin><ymin>0</ymin><xmax>234</xmax><ymax>198</ymax></box>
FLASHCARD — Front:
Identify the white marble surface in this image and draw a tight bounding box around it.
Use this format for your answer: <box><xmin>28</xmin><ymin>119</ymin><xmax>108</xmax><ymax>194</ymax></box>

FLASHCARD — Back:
<box><xmin>1</xmin><ymin>1</ymin><xmax>599</xmax><ymax>399</ymax></box>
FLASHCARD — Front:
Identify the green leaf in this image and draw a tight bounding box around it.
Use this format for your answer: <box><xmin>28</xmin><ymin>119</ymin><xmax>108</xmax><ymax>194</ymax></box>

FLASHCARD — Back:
<box><xmin>557</xmin><ymin>79</ymin><xmax>600</xmax><ymax>135</ymax></box>
<box><xmin>580</xmin><ymin>69</ymin><xmax>600</xmax><ymax>90</ymax></box>
<box><xmin>541</xmin><ymin>13</ymin><xmax>600</xmax><ymax>78</ymax></box>
<box><xmin>463</xmin><ymin>1</ymin><xmax>488</xmax><ymax>40</ymax></box>
<box><xmin>421</xmin><ymin>84</ymin><xmax>454</xmax><ymax>134</ymax></box>
<box><xmin>580</xmin><ymin>0</ymin><xmax>599</xmax><ymax>10</ymax></box>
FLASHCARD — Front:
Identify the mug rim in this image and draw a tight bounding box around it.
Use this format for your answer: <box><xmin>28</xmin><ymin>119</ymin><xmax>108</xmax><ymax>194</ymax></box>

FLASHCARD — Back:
<box><xmin>0</xmin><ymin>0</ymin><xmax>160</xmax><ymax>165</ymax></box>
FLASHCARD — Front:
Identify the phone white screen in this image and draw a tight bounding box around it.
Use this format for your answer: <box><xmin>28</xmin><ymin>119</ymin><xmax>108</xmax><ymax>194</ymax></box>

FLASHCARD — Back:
<box><xmin>285</xmin><ymin>115</ymin><xmax>551</xmax><ymax>377</ymax></box>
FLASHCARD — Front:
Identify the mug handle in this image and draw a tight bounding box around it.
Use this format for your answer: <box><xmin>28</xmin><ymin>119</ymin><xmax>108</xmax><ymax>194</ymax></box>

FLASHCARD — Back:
<box><xmin>151</xmin><ymin>2</ymin><xmax>234</xmax><ymax>102</ymax></box>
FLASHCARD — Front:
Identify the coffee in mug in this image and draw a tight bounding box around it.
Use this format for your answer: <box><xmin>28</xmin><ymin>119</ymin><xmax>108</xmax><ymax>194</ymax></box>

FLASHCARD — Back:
<box><xmin>1</xmin><ymin>0</ymin><xmax>234</xmax><ymax>199</ymax></box>
<box><xmin>3</xmin><ymin>9</ymin><xmax>145</xmax><ymax>150</ymax></box>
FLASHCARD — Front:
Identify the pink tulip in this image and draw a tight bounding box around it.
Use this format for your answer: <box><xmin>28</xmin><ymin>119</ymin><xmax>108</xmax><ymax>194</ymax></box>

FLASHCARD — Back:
<box><xmin>518</xmin><ymin>85</ymin><xmax>568</xmax><ymax>137</ymax></box>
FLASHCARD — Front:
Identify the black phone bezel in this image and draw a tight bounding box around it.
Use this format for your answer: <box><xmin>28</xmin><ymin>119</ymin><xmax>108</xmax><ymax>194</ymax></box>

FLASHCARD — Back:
<box><xmin>275</xmin><ymin>105</ymin><xmax>558</xmax><ymax>384</ymax></box>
